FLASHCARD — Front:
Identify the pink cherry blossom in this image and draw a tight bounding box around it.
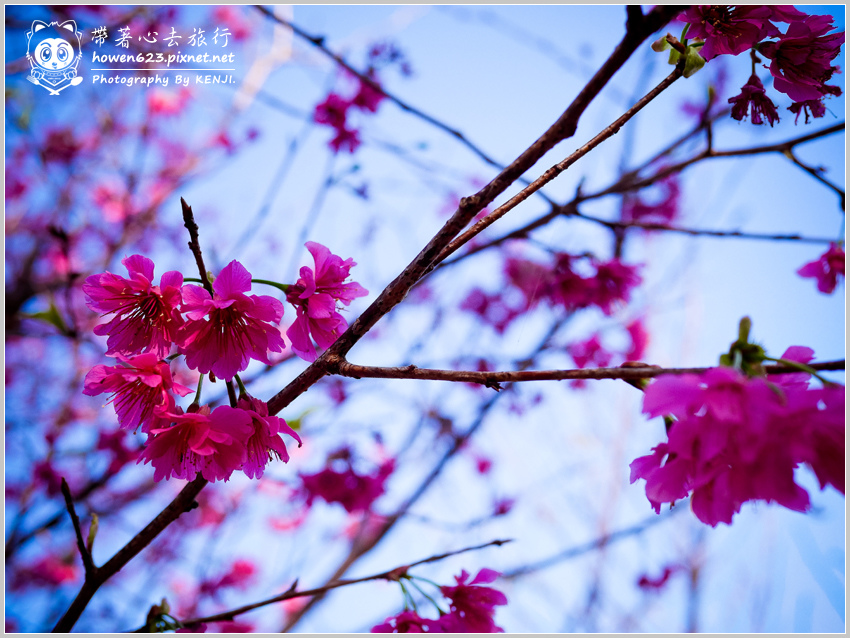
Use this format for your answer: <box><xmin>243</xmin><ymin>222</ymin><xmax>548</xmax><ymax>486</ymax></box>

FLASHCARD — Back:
<box><xmin>728</xmin><ymin>74</ymin><xmax>780</xmax><ymax>126</ymax></box>
<box><xmin>797</xmin><ymin>244</ymin><xmax>845</xmax><ymax>294</ymax></box>
<box><xmin>83</xmin><ymin>352</ymin><xmax>193</xmax><ymax>433</ymax></box>
<box><xmin>138</xmin><ymin>405</ymin><xmax>253</xmax><ymax>482</ymax></box>
<box><xmin>568</xmin><ymin>334</ymin><xmax>613</xmax><ymax>369</ymax></box>
<box><xmin>83</xmin><ymin>254</ymin><xmax>185</xmax><ymax>358</ymax></box>
<box><xmin>439</xmin><ymin>568</ymin><xmax>508</xmax><ymax>633</ymax></box>
<box><xmin>759</xmin><ymin>15</ymin><xmax>844</xmax><ymax>103</ymax></box>
<box><xmin>625</xmin><ymin>318</ymin><xmax>649</xmax><ymax>361</ymax></box>
<box><xmin>286</xmin><ymin>242</ymin><xmax>368</xmax><ymax>362</ymax></box>
<box><xmin>178</xmin><ymin>260</ymin><xmax>286</xmax><ymax>380</ymax></box>
<box><xmin>236</xmin><ymin>395</ymin><xmax>302</xmax><ymax>479</ymax></box>
<box><xmin>622</xmin><ymin>175</ymin><xmax>680</xmax><ymax>225</ymax></box>
<box><xmin>371</xmin><ymin>610</ymin><xmax>444</xmax><ymax>633</ymax></box>
<box><xmin>682</xmin><ymin>6</ymin><xmax>779</xmax><ymax>61</ymax></box>
<box><xmin>299</xmin><ymin>455</ymin><xmax>394</xmax><ymax>514</ymax></box>
<box><xmin>631</xmin><ymin>357</ymin><xmax>845</xmax><ymax>526</ymax></box>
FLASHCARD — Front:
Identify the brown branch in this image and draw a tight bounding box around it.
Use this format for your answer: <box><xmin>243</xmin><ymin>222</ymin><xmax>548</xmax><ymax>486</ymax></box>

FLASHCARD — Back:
<box><xmin>253</xmin><ymin>5</ymin><xmax>522</xmax><ymax>175</ymax></box>
<box><xmin>502</xmin><ymin>510</ymin><xmax>682</xmax><ymax>580</ymax></box>
<box><xmin>430</xmin><ymin>62</ymin><xmax>685</xmax><ymax>269</ymax></box>
<box><xmin>784</xmin><ymin>148</ymin><xmax>845</xmax><ymax>211</ymax></box>
<box><xmin>61</xmin><ymin>478</ymin><xmax>95</xmax><ymax>577</ymax></box>
<box><xmin>281</xmin><ymin>321</ymin><xmax>564</xmax><ymax>631</ymax></box>
<box><xmin>442</xmin><ymin>120</ymin><xmax>845</xmax><ymax>266</ymax></box>
<box><xmin>131</xmin><ymin>538</ymin><xmax>510</xmax><ymax>630</ymax></box>
<box><xmin>592</xmin><ymin>121</ymin><xmax>845</xmax><ymax>198</ymax></box>
<box><xmin>54</xmin><ymin>202</ymin><xmax>221</xmax><ymax>632</ymax></box>
<box><xmin>52</xmin><ymin>476</ymin><xmax>207</xmax><ymax>632</ymax></box>
<box><xmin>181</xmin><ymin>198</ymin><xmax>215</xmax><ymax>296</ymax></box>
<box><xmin>266</xmin><ymin>5</ymin><xmax>684</xmax><ymax>417</ymax></box>
<box><xmin>330</xmin><ymin>359</ymin><xmax>845</xmax><ymax>387</ymax></box>
<box><xmin>573</xmin><ymin>216</ymin><xmax>838</xmax><ymax>245</ymax></box>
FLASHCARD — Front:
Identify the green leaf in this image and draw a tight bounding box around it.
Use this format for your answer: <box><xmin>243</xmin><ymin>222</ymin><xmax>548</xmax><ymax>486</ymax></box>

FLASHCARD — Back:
<box><xmin>22</xmin><ymin>301</ymin><xmax>68</xmax><ymax>334</ymax></box>
<box><xmin>651</xmin><ymin>35</ymin><xmax>671</xmax><ymax>52</ymax></box>
<box><xmin>682</xmin><ymin>48</ymin><xmax>706</xmax><ymax>78</ymax></box>
<box><xmin>86</xmin><ymin>513</ymin><xmax>99</xmax><ymax>554</ymax></box>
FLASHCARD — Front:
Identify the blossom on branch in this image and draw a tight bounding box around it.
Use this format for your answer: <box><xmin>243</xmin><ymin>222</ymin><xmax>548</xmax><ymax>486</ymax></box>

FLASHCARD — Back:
<box><xmin>83</xmin><ymin>254</ymin><xmax>185</xmax><ymax>359</ymax></box>
<box><xmin>178</xmin><ymin>260</ymin><xmax>286</xmax><ymax>381</ymax></box>
<box><xmin>439</xmin><ymin>568</ymin><xmax>508</xmax><ymax>633</ymax></box>
<box><xmin>759</xmin><ymin>14</ymin><xmax>844</xmax><ymax>103</ymax></box>
<box><xmin>138</xmin><ymin>405</ymin><xmax>253</xmax><ymax>482</ymax></box>
<box><xmin>286</xmin><ymin>242</ymin><xmax>368</xmax><ymax>362</ymax></box>
<box><xmin>299</xmin><ymin>452</ymin><xmax>394</xmax><ymax>514</ymax></box>
<box><xmin>83</xmin><ymin>352</ymin><xmax>193</xmax><ymax>433</ymax></box>
<box><xmin>630</xmin><ymin>350</ymin><xmax>845</xmax><ymax>527</ymax></box>
<box><xmin>728</xmin><ymin>74</ymin><xmax>780</xmax><ymax>126</ymax></box>
<box><xmin>682</xmin><ymin>6</ymin><xmax>778</xmax><ymax>61</ymax></box>
<box><xmin>236</xmin><ymin>395</ymin><xmax>302</xmax><ymax>479</ymax></box>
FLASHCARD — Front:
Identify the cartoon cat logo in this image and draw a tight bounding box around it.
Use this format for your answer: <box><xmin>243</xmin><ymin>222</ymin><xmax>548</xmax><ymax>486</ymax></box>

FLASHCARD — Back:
<box><xmin>26</xmin><ymin>20</ymin><xmax>83</xmax><ymax>96</ymax></box>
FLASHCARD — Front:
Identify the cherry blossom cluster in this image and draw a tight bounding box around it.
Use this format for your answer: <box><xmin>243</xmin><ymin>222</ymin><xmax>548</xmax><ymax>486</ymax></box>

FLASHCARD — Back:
<box><xmin>630</xmin><ymin>346</ymin><xmax>844</xmax><ymax>527</ymax></box>
<box><xmin>463</xmin><ymin>252</ymin><xmax>642</xmax><ymax>334</ymax></box>
<box><xmin>82</xmin><ymin>245</ymin><xmax>367</xmax><ymax>482</ymax></box>
<box><xmin>678</xmin><ymin>6</ymin><xmax>844</xmax><ymax>126</ymax></box>
<box><xmin>372</xmin><ymin>568</ymin><xmax>508</xmax><ymax>633</ymax></box>
<box><xmin>313</xmin><ymin>42</ymin><xmax>411</xmax><ymax>153</ymax></box>
<box><xmin>298</xmin><ymin>447</ymin><xmax>395</xmax><ymax>514</ymax></box>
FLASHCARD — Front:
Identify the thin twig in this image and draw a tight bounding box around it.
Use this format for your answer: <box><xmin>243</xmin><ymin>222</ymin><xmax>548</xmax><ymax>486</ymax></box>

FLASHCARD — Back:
<box><xmin>784</xmin><ymin>148</ymin><xmax>845</xmax><ymax>211</ymax></box>
<box><xmin>60</xmin><ymin>478</ymin><xmax>95</xmax><ymax>577</ymax></box>
<box><xmin>131</xmin><ymin>538</ymin><xmax>510</xmax><ymax>630</ymax></box>
<box><xmin>430</xmin><ymin>62</ymin><xmax>685</xmax><ymax>269</ymax></box>
<box><xmin>574</xmin><ymin>215</ymin><xmax>838</xmax><ymax>244</ymax></box>
<box><xmin>591</xmin><ymin>121</ymin><xmax>845</xmax><ymax>198</ymax></box>
<box><xmin>52</xmin><ymin>476</ymin><xmax>207</xmax><ymax>632</ymax></box>
<box><xmin>330</xmin><ymin>359</ymin><xmax>845</xmax><ymax>387</ymax></box>
<box><xmin>181</xmin><ymin>198</ymin><xmax>215</xmax><ymax>296</ymax></box>
<box><xmin>502</xmin><ymin>509</ymin><xmax>682</xmax><ymax>579</ymax></box>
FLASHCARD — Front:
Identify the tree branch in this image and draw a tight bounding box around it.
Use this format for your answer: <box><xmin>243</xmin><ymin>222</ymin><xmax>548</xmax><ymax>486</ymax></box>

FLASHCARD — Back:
<box><xmin>330</xmin><ymin>359</ymin><xmax>845</xmax><ymax>387</ymax></box>
<box><xmin>430</xmin><ymin>62</ymin><xmax>685</xmax><ymax>269</ymax></box>
<box><xmin>266</xmin><ymin>5</ymin><xmax>684</xmax><ymax>416</ymax></box>
<box><xmin>133</xmin><ymin>538</ymin><xmax>511</xmax><ymax>630</ymax></box>
<box><xmin>502</xmin><ymin>510</ymin><xmax>682</xmax><ymax>579</ymax></box>
<box><xmin>181</xmin><ymin>198</ymin><xmax>215</xmax><ymax>296</ymax></box>
<box><xmin>61</xmin><ymin>478</ymin><xmax>95</xmax><ymax>577</ymax></box>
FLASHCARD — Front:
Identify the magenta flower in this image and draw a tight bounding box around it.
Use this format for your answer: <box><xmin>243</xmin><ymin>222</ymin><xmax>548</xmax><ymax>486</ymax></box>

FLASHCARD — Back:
<box><xmin>788</xmin><ymin>99</ymin><xmax>827</xmax><ymax>123</ymax></box>
<box><xmin>351</xmin><ymin>75</ymin><xmax>387</xmax><ymax>113</ymax></box>
<box><xmin>759</xmin><ymin>15</ymin><xmax>844</xmax><ymax>102</ymax></box>
<box><xmin>637</xmin><ymin>565</ymin><xmax>681</xmax><ymax>591</ymax></box>
<box><xmin>138</xmin><ymin>405</ymin><xmax>253</xmax><ymax>482</ymax></box>
<box><xmin>590</xmin><ymin>258</ymin><xmax>642</xmax><ymax>316</ymax></box>
<box><xmin>286</xmin><ymin>242</ymin><xmax>368</xmax><ymax>362</ymax></box>
<box><xmin>330</xmin><ymin>126</ymin><xmax>362</xmax><ymax>154</ymax></box>
<box><xmin>299</xmin><ymin>456</ymin><xmax>394</xmax><ymax>514</ymax></box>
<box><xmin>314</xmin><ymin>93</ymin><xmax>351</xmax><ymax>129</ymax></box>
<box><xmin>625</xmin><ymin>318</ymin><xmax>649</xmax><ymax>361</ymax></box>
<box><xmin>371</xmin><ymin>610</ymin><xmax>445</xmax><ymax>634</ymax></box>
<box><xmin>178</xmin><ymin>260</ymin><xmax>286</xmax><ymax>380</ymax></box>
<box><xmin>630</xmin><ymin>357</ymin><xmax>845</xmax><ymax>526</ymax></box>
<box><xmin>83</xmin><ymin>254</ymin><xmax>185</xmax><ymax>358</ymax></box>
<box><xmin>568</xmin><ymin>334</ymin><xmax>613</xmax><ymax>369</ymax></box>
<box><xmin>797</xmin><ymin>244</ymin><xmax>845</xmax><ymax>294</ymax></box>
<box><xmin>682</xmin><ymin>6</ymin><xmax>778</xmax><ymax>61</ymax></box>
<box><xmin>83</xmin><ymin>352</ymin><xmax>193</xmax><ymax>433</ymax></box>
<box><xmin>439</xmin><ymin>568</ymin><xmax>508</xmax><ymax>633</ymax></box>
<box><xmin>622</xmin><ymin>175</ymin><xmax>680</xmax><ymax>225</ymax></box>
<box><xmin>199</xmin><ymin>559</ymin><xmax>256</xmax><ymax>597</ymax></box>
<box><xmin>236</xmin><ymin>395</ymin><xmax>302</xmax><ymax>479</ymax></box>
<box><xmin>728</xmin><ymin>74</ymin><xmax>780</xmax><ymax>126</ymax></box>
